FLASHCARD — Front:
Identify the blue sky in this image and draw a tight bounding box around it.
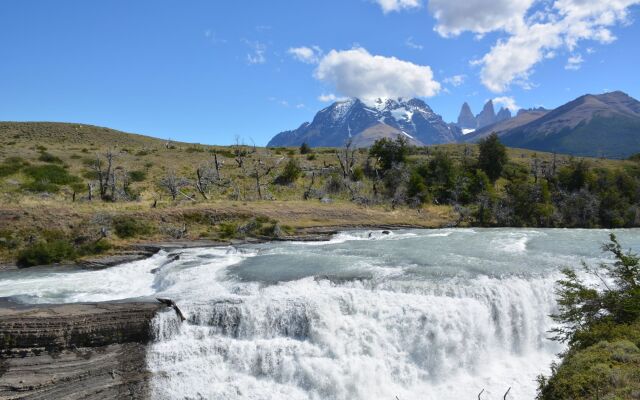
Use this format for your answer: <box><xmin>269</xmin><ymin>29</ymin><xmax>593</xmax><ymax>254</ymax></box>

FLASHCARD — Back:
<box><xmin>1</xmin><ymin>0</ymin><xmax>639</xmax><ymax>145</ymax></box>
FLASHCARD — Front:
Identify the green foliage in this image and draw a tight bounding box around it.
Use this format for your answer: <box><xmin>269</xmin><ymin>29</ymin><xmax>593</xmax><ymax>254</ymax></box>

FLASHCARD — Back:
<box><xmin>0</xmin><ymin>157</ymin><xmax>28</xmax><ymax>177</ymax></box>
<box><xmin>275</xmin><ymin>158</ymin><xmax>302</xmax><ymax>185</ymax></box>
<box><xmin>112</xmin><ymin>216</ymin><xmax>152</xmax><ymax>238</ymax></box>
<box><xmin>558</xmin><ymin>160</ymin><xmax>593</xmax><ymax>192</ymax></box>
<box><xmin>21</xmin><ymin>164</ymin><xmax>82</xmax><ymax>193</ymax></box>
<box><xmin>300</xmin><ymin>142</ymin><xmax>312</xmax><ymax>155</ymax></box>
<box><xmin>537</xmin><ymin>339</ymin><xmax>640</xmax><ymax>400</ymax></box>
<box><xmin>0</xmin><ymin>230</ymin><xmax>20</xmax><ymax>250</ymax></box>
<box><xmin>306</xmin><ymin>153</ymin><xmax>316</xmax><ymax>161</ymax></box>
<box><xmin>351</xmin><ymin>165</ymin><xmax>364</xmax><ymax>182</ymax></box>
<box><xmin>37</xmin><ymin>151</ymin><xmax>63</xmax><ymax>164</ymax></box>
<box><xmin>218</xmin><ymin>222</ymin><xmax>238</xmax><ymax>239</ymax></box>
<box><xmin>550</xmin><ymin>234</ymin><xmax>640</xmax><ymax>345</ymax></box>
<box><xmin>538</xmin><ymin>235</ymin><xmax>640</xmax><ymax>399</ymax></box>
<box><xmin>128</xmin><ymin>170</ymin><xmax>147</xmax><ymax>182</ymax></box>
<box><xmin>478</xmin><ymin>133</ymin><xmax>508</xmax><ymax>182</ymax></box>
<box><xmin>23</xmin><ymin>165</ymin><xmax>80</xmax><ymax>185</ymax></box>
<box><xmin>369</xmin><ymin>136</ymin><xmax>409</xmax><ymax>172</ymax></box>
<box><xmin>78</xmin><ymin>240</ymin><xmax>112</xmax><ymax>256</ymax></box>
<box><xmin>17</xmin><ymin>240</ymin><xmax>76</xmax><ymax>267</ymax></box>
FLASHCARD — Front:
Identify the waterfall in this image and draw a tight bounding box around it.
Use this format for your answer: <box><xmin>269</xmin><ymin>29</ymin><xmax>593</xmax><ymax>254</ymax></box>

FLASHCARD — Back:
<box><xmin>147</xmin><ymin>274</ymin><xmax>562</xmax><ymax>400</ymax></box>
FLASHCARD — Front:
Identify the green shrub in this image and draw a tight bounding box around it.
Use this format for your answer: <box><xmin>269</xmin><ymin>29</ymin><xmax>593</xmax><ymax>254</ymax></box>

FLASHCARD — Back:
<box><xmin>79</xmin><ymin>240</ymin><xmax>112</xmax><ymax>256</ymax></box>
<box><xmin>300</xmin><ymin>142</ymin><xmax>312</xmax><ymax>155</ymax></box>
<box><xmin>275</xmin><ymin>158</ymin><xmax>302</xmax><ymax>185</ymax></box>
<box><xmin>0</xmin><ymin>230</ymin><xmax>20</xmax><ymax>250</ymax></box>
<box><xmin>112</xmin><ymin>216</ymin><xmax>152</xmax><ymax>238</ymax></box>
<box><xmin>306</xmin><ymin>153</ymin><xmax>316</xmax><ymax>161</ymax></box>
<box><xmin>23</xmin><ymin>165</ymin><xmax>80</xmax><ymax>185</ymax></box>
<box><xmin>0</xmin><ymin>157</ymin><xmax>28</xmax><ymax>177</ymax></box>
<box><xmin>128</xmin><ymin>170</ymin><xmax>147</xmax><ymax>182</ymax></box>
<box><xmin>351</xmin><ymin>165</ymin><xmax>364</xmax><ymax>182</ymax></box>
<box><xmin>38</xmin><ymin>152</ymin><xmax>63</xmax><ymax>164</ymax></box>
<box><xmin>21</xmin><ymin>164</ymin><xmax>81</xmax><ymax>193</ymax></box>
<box><xmin>17</xmin><ymin>240</ymin><xmax>76</xmax><ymax>267</ymax></box>
<box><xmin>218</xmin><ymin>222</ymin><xmax>238</xmax><ymax>239</ymax></box>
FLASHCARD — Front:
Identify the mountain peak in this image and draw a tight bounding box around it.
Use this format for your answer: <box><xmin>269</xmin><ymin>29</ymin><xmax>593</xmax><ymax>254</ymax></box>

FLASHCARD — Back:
<box><xmin>476</xmin><ymin>100</ymin><xmax>497</xmax><ymax>129</ymax></box>
<box><xmin>457</xmin><ymin>102</ymin><xmax>477</xmax><ymax>130</ymax></box>
<box><xmin>268</xmin><ymin>97</ymin><xmax>460</xmax><ymax>147</ymax></box>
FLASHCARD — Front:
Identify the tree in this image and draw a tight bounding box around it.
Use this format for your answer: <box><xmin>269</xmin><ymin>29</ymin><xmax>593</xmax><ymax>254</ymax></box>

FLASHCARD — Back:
<box><xmin>369</xmin><ymin>136</ymin><xmax>409</xmax><ymax>173</ymax></box>
<box><xmin>159</xmin><ymin>170</ymin><xmax>191</xmax><ymax>201</ymax></box>
<box><xmin>299</xmin><ymin>142</ymin><xmax>312</xmax><ymax>155</ymax></box>
<box><xmin>275</xmin><ymin>157</ymin><xmax>302</xmax><ymax>185</ymax></box>
<box><xmin>477</xmin><ymin>133</ymin><xmax>508</xmax><ymax>182</ymax></box>
<box><xmin>550</xmin><ymin>234</ymin><xmax>640</xmax><ymax>346</ymax></box>
<box><xmin>336</xmin><ymin>139</ymin><xmax>357</xmax><ymax>179</ymax></box>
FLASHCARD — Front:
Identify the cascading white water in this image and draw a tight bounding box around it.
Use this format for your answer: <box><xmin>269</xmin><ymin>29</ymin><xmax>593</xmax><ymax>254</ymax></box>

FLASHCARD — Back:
<box><xmin>2</xmin><ymin>228</ymin><xmax>639</xmax><ymax>399</ymax></box>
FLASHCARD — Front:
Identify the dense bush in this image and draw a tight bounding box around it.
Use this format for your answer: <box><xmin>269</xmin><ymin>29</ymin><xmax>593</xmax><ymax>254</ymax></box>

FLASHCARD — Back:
<box><xmin>23</xmin><ymin>164</ymin><xmax>81</xmax><ymax>185</ymax></box>
<box><xmin>17</xmin><ymin>240</ymin><xmax>76</xmax><ymax>267</ymax></box>
<box><xmin>299</xmin><ymin>142</ymin><xmax>312</xmax><ymax>155</ymax></box>
<box><xmin>128</xmin><ymin>170</ymin><xmax>147</xmax><ymax>182</ymax></box>
<box><xmin>112</xmin><ymin>216</ymin><xmax>152</xmax><ymax>238</ymax></box>
<box><xmin>275</xmin><ymin>158</ymin><xmax>302</xmax><ymax>185</ymax></box>
<box><xmin>537</xmin><ymin>235</ymin><xmax>640</xmax><ymax>399</ymax></box>
<box><xmin>37</xmin><ymin>151</ymin><xmax>63</xmax><ymax>164</ymax></box>
<box><xmin>369</xmin><ymin>136</ymin><xmax>409</xmax><ymax>172</ymax></box>
<box><xmin>477</xmin><ymin>133</ymin><xmax>508</xmax><ymax>182</ymax></box>
<box><xmin>0</xmin><ymin>156</ymin><xmax>29</xmax><ymax>177</ymax></box>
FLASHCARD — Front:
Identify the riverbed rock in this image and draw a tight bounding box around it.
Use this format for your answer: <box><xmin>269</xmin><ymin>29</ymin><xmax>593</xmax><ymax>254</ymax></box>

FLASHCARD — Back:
<box><xmin>0</xmin><ymin>301</ymin><xmax>165</xmax><ymax>399</ymax></box>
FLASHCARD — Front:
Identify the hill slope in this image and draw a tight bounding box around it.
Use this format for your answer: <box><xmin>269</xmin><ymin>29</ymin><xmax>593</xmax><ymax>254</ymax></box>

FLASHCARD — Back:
<box><xmin>463</xmin><ymin>108</ymin><xmax>549</xmax><ymax>142</ymax></box>
<box><xmin>498</xmin><ymin>91</ymin><xmax>640</xmax><ymax>158</ymax></box>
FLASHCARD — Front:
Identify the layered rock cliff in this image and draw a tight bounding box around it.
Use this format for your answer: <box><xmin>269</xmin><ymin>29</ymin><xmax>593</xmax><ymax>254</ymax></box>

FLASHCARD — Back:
<box><xmin>0</xmin><ymin>301</ymin><xmax>166</xmax><ymax>400</ymax></box>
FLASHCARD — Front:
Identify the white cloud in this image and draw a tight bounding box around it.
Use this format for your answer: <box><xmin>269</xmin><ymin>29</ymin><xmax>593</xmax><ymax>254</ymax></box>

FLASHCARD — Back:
<box><xmin>493</xmin><ymin>96</ymin><xmax>520</xmax><ymax>112</ymax></box>
<box><xmin>318</xmin><ymin>94</ymin><xmax>350</xmax><ymax>103</ymax></box>
<box><xmin>288</xmin><ymin>46</ymin><xmax>322</xmax><ymax>64</ymax></box>
<box><xmin>428</xmin><ymin>0</ymin><xmax>534</xmax><ymax>37</ymax></box>
<box><xmin>427</xmin><ymin>0</ymin><xmax>640</xmax><ymax>92</ymax></box>
<box><xmin>314</xmin><ymin>48</ymin><xmax>441</xmax><ymax>101</ymax></box>
<box><xmin>443</xmin><ymin>74</ymin><xmax>466</xmax><ymax>87</ymax></box>
<box><xmin>375</xmin><ymin>0</ymin><xmax>421</xmax><ymax>13</ymax></box>
<box><xmin>565</xmin><ymin>53</ymin><xmax>584</xmax><ymax>70</ymax></box>
<box><xmin>245</xmin><ymin>41</ymin><xmax>267</xmax><ymax>65</ymax></box>
<box><xmin>405</xmin><ymin>36</ymin><xmax>424</xmax><ymax>50</ymax></box>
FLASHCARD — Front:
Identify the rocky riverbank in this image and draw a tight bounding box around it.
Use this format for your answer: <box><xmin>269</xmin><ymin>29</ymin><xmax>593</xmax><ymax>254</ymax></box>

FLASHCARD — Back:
<box><xmin>0</xmin><ymin>300</ymin><xmax>168</xmax><ymax>399</ymax></box>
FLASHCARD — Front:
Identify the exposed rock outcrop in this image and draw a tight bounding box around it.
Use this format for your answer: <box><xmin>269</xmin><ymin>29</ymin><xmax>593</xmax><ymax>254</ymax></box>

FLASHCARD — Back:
<box><xmin>456</xmin><ymin>102</ymin><xmax>477</xmax><ymax>130</ymax></box>
<box><xmin>476</xmin><ymin>100</ymin><xmax>497</xmax><ymax>129</ymax></box>
<box><xmin>0</xmin><ymin>301</ymin><xmax>166</xmax><ymax>399</ymax></box>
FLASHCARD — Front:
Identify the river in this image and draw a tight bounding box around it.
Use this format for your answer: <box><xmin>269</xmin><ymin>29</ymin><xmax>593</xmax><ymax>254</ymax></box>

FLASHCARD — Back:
<box><xmin>2</xmin><ymin>228</ymin><xmax>639</xmax><ymax>399</ymax></box>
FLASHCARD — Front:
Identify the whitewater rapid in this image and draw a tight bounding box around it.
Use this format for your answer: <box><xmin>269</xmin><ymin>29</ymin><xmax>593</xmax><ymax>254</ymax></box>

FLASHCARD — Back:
<box><xmin>2</xmin><ymin>228</ymin><xmax>639</xmax><ymax>399</ymax></box>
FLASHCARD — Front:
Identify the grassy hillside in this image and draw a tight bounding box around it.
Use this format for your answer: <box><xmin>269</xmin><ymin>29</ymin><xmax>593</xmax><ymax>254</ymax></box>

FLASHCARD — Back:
<box><xmin>1</xmin><ymin>122</ymin><xmax>638</xmax><ymax>266</ymax></box>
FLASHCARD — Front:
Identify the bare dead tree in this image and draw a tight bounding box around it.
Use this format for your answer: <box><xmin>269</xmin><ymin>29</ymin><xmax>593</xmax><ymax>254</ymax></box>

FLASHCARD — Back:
<box><xmin>232</xmin><ymin>135</ymin><xmax>255</xmax><ymax>172</ymax></box>
<box><xmin>303</xmin><ymin>172</ymin><xmax>316</xmax><ymax>200</ymax></box>
<box><xmin>195</xmin><ymin>158</ymin><xmax>231</xmax><ymax>200</ymax></box>
<box><xmin>477</xmin><ymin>388</ymin><xmax>485</xmax><ymax>400</ymax></box>
<box><xmin>251</xmin><ymin>154</ymin><xmax>282</xmax><ymax>200</ymax></box>
<box><xmin>90</xmin><ymin>150</ymin><xmax>118</xmax><ymax>201</ymax></box>
<box><xmin>531</xmin><ymin>157</ymin><xmax>540</xmax><ymax>183</ymax></box>
<box><xmin>336</xmin><ymin>139</ymin><xmax>357</xmax><ymax>179</ymax></box>
<box><xmin>159</xmin><ymin>170</ymin><xmax>191</xmax><ymax>201</ymax></box>
<box><xmin>503</xmin><ymin>387</ymin><xmax>511</xmax><ymax>400</ymax></box>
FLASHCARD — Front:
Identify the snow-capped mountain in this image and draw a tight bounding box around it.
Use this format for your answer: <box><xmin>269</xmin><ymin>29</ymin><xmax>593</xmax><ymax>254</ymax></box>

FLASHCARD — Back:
<box><xmin>267</xmin><ymin>98</ymin><xmax>462</xmax><ymax>148</ymax></box>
